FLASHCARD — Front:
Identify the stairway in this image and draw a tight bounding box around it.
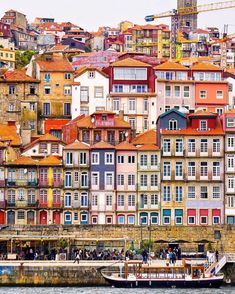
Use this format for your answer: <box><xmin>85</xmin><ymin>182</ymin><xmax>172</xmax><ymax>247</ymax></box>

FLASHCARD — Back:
<box><xmin>205</xmin><ymin>255</ymin><xmax>227</xmax><ymax>275</ymax></box>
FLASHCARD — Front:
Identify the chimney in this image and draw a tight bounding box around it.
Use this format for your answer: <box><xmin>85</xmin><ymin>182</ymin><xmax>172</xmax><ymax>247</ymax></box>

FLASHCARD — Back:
<box><xmin>7</xmin><ymin>120</ymin><xmax>16</xmax><ymax>127</ymax></box>
<box><xmin>119</xmin><ymin>110</ymin><xmax>124</xmax><ymax>120</ymax></box>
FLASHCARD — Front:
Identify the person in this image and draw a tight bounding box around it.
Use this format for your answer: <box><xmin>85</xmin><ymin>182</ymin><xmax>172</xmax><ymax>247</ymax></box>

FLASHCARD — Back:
<box><xmin>142</xmin><ymin>249</ymin><xmax>148</xmax><ymax>264</ymax></box>
<box><xmin>215</xmin><ymin>250</ymin><xmax>219</xmax><ymax>262</ymax></box>
<box><xmin>34</xmin><ymin>251</ymin><xmax>38</xmax><ymax>261</ymax></box>
<box><xmin>74</xmin><ymin>251</ymin><xmax>80</xmax><ymax>264</ymax></box>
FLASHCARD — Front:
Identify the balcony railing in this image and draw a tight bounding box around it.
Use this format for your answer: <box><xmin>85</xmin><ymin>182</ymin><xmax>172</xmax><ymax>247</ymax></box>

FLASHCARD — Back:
<box><xmin>52</xmin><ymin>180</ymin><xmax>63</xmax><ymax>187</ymax></box>
<box><xmin>38</xmin><ymin>202</ymin><xmax>48</xmax><ymax>208</ymax></box>
<box><xmin>6</xmin><ymin>201</ymin><xmax>15</xmax><ymax>207</ymax></box>
<box><xmin>28</xmin><ymin>180</ymin><xmax>38</xmax><ymax>187</ymax></box>
<box><xmin>16</xmin><ymin>200</ymin><xmax>27</xmax><ymax>208</ymax></box>
<box><xmin>7</xmin><ymin>180</ymin><xmax>16</xmax><ymax>186</ymax></box>
<box><xmin>52</xmin><ymin>202</ymin><xmax>61</xmax><ymax>208</ymax></box>
<box><xmin>38</xmin><ymin>180</ymin><xmax>48</xmax><ymax>187</ymax></box>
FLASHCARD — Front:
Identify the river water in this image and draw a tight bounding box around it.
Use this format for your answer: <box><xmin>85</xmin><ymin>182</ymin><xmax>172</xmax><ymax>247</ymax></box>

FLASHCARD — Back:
<box><xmin>0</xmin><ymin>287</ymin><xmax>233</xmax><ymax>294</ymax></box>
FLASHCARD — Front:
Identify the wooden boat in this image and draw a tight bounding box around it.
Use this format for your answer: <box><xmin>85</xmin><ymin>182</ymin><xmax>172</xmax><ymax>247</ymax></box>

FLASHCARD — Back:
<box><xmin>101</xmin><ymin>260</ymin><xmax>224</xmax><ymax>288</ymax></box>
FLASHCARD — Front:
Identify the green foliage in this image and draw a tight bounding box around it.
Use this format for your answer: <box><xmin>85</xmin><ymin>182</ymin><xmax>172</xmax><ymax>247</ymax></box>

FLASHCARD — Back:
<box><xmin>56</xmin><ymin>238</ymin><xmax>68</xmax><ymax>249</ymax></box>
<box><xmin>84</xmin><ymin>45</ymin><xmax>92</xmax><ymax>53</ymax></box>
<box><xmin>0</xmin><ymin>45</ymin><xmax>3</xmax><ymax>49</ymax></box>
<box><xmin>16</xmin><ymin>50</ymin><xmax>35</xmax><ymax>69</ymax></box>
<box><xmin>67</xmin><ymin>53</ymin><xmax>76</xmax><ymax>62</ymax></box>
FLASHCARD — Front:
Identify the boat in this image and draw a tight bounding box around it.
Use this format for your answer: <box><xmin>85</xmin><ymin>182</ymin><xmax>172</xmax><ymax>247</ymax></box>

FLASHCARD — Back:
<box><xmin>100</xmin><ymin>260</ymin><xmax>224</xmax><ymax>288</ymax></box>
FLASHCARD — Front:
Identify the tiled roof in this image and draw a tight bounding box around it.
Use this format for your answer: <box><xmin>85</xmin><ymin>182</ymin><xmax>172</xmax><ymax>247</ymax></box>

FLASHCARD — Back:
<box><xmin>0</xmin><ymin>69</ymin><xmax>39</xmax><ymax>83</ymax></box>
<box><xmin>188</xmin><ymin>111</ymin><xmax>217</xmax><ymax>118</ymax></box>
<box><xmin>38</xmin><ymin>155</ymin><xmax>61</xmax><ymax>166</ymax></box>
<box><xmin>132</xmin><ymin>129</ymin><xmax>157</xmax><ymax>145</ymax></box>
<box><xmin>0</xmin><ymin>124</ymin><xmax>21</xmax><ymax>146</ymax></box>
<box><xmin>111</xmin><ymin>58</ymin><xmax>151</xmax><ymax>67</ymax></box>
<box><xmin>23</xmin><ymin>133</ymin><xmax>65</xmax><ymax>151</ymax></box>
<box><xmin>0</xmin><ymin>142</ymin><xmax>6</xmax><ymax>148</ymax></box>
<box><xmin>155</xmin><ymin>61</ymin><xmax>188</xmax><ymax>71</ymax></box>
<box><xmin>138</xmin><ymin>144</ymin><xmax>160</xmax><ymax>151</ymax></box>
<box><xmin>36</xmin><ymin>54</ymin><xmax>74</xmax><ymax>72</ymax></box>
<box><xmin>8</xmin><ymin>156</ymin><xmax>37</xmax><ymax>165</ymax></box>
<box><xmin>64</xmin><ymin>140</ymin><xmax>90</xmax><ymax>150</ymax></box>
<box><xmin>76</xmin><ymin>115</ymin><xmax>130</xmax><ymax>129</ymax></box>
<box><xmin>115</xmin><ymin>141</ymin><xmax>137</xmax><ymax>151</ymax></box>
<box><xmin>192</xmin><ymin>62</ymin><xmax>221</xmax><ymax>71</ymax></box>
<box><xmin>91</xmin><ymin>141</ymin><xmax>115</xmax><ymax>149</ymax></box>
<box><xmin>75</xmin><ymin>66</ymin><xmax>109</xmax><ymax>78</ymax></box>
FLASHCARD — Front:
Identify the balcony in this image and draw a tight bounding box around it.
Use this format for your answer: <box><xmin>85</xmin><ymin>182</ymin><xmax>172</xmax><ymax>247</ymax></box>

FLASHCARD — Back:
<box><xmin>138</xmin><ymin>163</ymin><xmax>160</xmax><ymax>171</ymax></box>
<box><xmin>6</xmin><ymin>201</ymin><xmax>15</xmax><ymax>207</ymax></box>
<box><xmin>52</xmin><ymin>180</ymin><xmax>63</xmax><ymax>187</ymax></box>
<box><xmin>7</xmin><ymin>180</ymin><xmax>16</xmax><ymax>186</ymax></box>
<box><xmin>52</xmin><ymin>202</ymin><xmax>61</xmax><ymax>208</ymax></box>
<box><xmin>38</xmin><ymin>180</ymin><xmax>48</xmax><ymax>187</ymax></box>
<box><xmin>38</xmin><ymin>202</ymin><xmax>48</xmax><ymax>208</ymax></box>
<box><xmin>16</xmin><ymin>200</ymin><xmax>27</xmax><ymax>208</ymax></box>
<box><xmin>0</xmin><ymin>180</ymin><xmax>5</xmax><ymax>187</ymax></box>
<box><xmin>28</xmin><ymin>179</ymin><xmax>38</xmax><ymax>187</ymax></box>
<box><xmin>0</xmin><ymin>200</ymin><xmax>6</xmax><ymax>208</ymax></box>
<box><xmin>27</xmin><ymin>201</ymin><xmax>38</xmax><ymax>208</ymax></box>
<box><xmin>16</xmin><ymin>179</ymin><xmax>28</xmax><ymax>186</ymax></box>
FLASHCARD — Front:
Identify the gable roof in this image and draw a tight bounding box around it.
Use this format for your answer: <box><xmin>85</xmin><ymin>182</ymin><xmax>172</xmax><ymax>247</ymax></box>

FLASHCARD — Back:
<box><xmin>159</xmin><ymin>109</ymin><xmax>187</xmax><ymax>119</ymax></box>
<box><xmin>138</xmin><ymin>144</ymin><xmax>160</xmax><ymax>151</ymax></box>
<box><xmin>188</xmin><ymin>111</ymin><xmax>217</xmax><ymax>118</ymax></box>
<box><xmin>191</xmin><ymin>62</ymin><xmax>221</xmax><ymax>71</ymax></box>
<box><xmin>64</xmin><ymin>140</ymin><xmax>90</xmax><ymax>150</ymax></box>
<box><xmin>75</xmin><ymin>66</ymin><xmax>109</xmax><ymax>78</ymax></box>
<box><xmin>38</xmin><ymin>155</ymin><xmax>62</xmax><ymax>166</ymax></box>
<box><xmin>132</xmin><ymin>129</ymin><xmax>157</xmax><ymax>145</ymax></box>
<box><xmin>111</xmin><ymin>57</ymin><xmax>151</xmax><ymax>67</ymax></box>
<box><xmin>91</xmin><ymin>141</ymin><xmax>115</xmax><ymax>149</ymax></box>
<box><xmin>0</xmin><ymin>69</ymin><xmax>39</xmax><ymax>83</ymax></box>
<box><xmin>23</xmin><ymin>133</ymin><xmax>65</xmax><ymax>151</ymax></box>
<box><xmin>0</xmin><ymin>124</ymin><xmax>21</xmax><ymax>146</ymax></box>
<box><xmin>115</xmin><ymin>141</ymin><xmax>137</xmax><ymax>151</ymax></box>
<box><xmin>7</xmin><ymin>156</ymin><xmax>37</xmax><ymax>165</ymax></box>
<box><xmin>155</xmin><ymin>61</ymin><xmax>188</xmax><ymax>71</ymax></box>
<box><xmin>36</xmin><ymin>54</ymin><xmax>74</xmax><ymax>72</ymax></box>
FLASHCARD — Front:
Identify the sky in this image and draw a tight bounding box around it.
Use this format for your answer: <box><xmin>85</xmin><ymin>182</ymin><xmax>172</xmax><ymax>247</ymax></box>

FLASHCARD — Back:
<box><xmin>1</xmin><ymin>0</ymin><xmax>235</xmax><ymax>32</ymax></box>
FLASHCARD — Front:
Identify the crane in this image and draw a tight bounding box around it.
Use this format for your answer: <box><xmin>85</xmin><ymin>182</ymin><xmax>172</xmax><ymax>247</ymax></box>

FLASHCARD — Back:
<box><xmin>145</xmin><ymin>0</ymin><xmax>235</xmax><ymax>59</ymax></box>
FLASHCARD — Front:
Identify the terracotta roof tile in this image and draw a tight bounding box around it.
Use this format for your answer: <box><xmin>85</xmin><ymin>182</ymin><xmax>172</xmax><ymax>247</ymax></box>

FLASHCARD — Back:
<box><xmin>0</xmin><ymin>124</ymin><xmax>21</xmax><ymax>146</ymax></box>
<box><xmin>188</xmin><ymin>111</ymin><xmax>217</xmax><ymax>118</ymax></box>
<box><xmin>132</xmin><ymin>129</ymin><xmax>157</xmax><ymax>145</ymax></box>
<box><xmin>115</xmin><ymin>141</ymin><xmax>137</xmax><ymax>151</ymax></box>
<box><xmin>111</xmin><ymin>57</ymin><xmax>151</xmax><ymax>67</ymax></box>
<box><xmin>64</xmin><ymin>140</ymin><xmax>90</xmax><ymax>150</ymax></box>
<box><xmin>23</xmin><ymin>133</ymin><xmax>65</xmax><ymax>151</ymax></box>
<box><xmin>0</xmin><ymin>69</ymin><xmax>39</xmax><ymax>83</ymax></box>
<box><xmin>155</xmin><ymin>61</ymin><xmax>188</xmax><ymax>71</ymax></box>
<box><xmin>8</xmin><ymin>156</ymin><xmax>37</xmax><ymax>165</ymax></box>
<box><xmin>192</xmin><ymin>62</ymin><xmax>221</xmax><ymax>71</ymax></box>
<box><xmin>138</xmin><ymin>144</ymin><xmax>160</xmax><ymax>151</ymax></box>
<box><xmin>76</xmin><ymin>115</ymin><xmax>130</xmax><ymax>129</ymax></box>
<box><xmin>38</xmin><ymin>155</ymin><xmax>62</xmax><ymax>166</ymax></box>
<box><xmin>36</xmin><ymin>54</ymin><xmax>74</xmax><ymax>72</ymax></box>
<box><xmin>91</xmin><ymin>141</ymin><xmax>115</xmax><ymax>149</ymax></box>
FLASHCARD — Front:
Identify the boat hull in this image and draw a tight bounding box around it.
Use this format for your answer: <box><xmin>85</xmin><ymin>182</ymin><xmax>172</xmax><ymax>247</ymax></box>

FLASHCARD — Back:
<box><xmin>102</xmin><ymin>275</ymin><xmax>224</xmax><ymax>288</ymax></box>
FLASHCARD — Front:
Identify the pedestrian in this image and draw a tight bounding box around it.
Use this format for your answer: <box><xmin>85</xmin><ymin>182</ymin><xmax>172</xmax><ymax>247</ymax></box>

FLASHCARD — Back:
<box><xmin>215</xmin><ymin>250</ymin><xmax>219</xmax><ymax>262</ymax></box>
<box><xmin>142</xmin><ymin>249</ymin><xmax>148</xmax><ymax>264</ymax></box>
<box><xmin>73</xmin><ymin>251</ymin><xmax>80</xmax><ymax>264</ymax></box>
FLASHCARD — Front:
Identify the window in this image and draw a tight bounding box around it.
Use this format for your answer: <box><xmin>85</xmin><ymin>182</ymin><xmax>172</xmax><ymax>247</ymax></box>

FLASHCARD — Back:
<box><xmin>163</xmin><ymin>139</ymin><xmax>171</xmax><ymax>153</ymax></box>
<box><xmin>51</xmin><ymin>143</ymin><xmax>59</xmax><ymax>154</ymax></box>
<box><xmin>175</xmin><ymin>186</ymin><xmax>183</xmax><ymax>202</ymax></box>
<box><xmin>80</xmin><ymin>152</ymin><xmax>87</xmax><ymax>165</ymax></box>
<box><xmin>65</xmin><ymin>172</ymin><xmax>72</xmax><ymax>187</ymax></box>
<box><xmin>18</xmin><ymin>189</ymin><xmax>25</xmax><ymax>201</ymax></box>
<box><xmin>163</xmin><ymin>162</ymin><xmax>171</xmax><ymax>177</ymax></box>
<box><xmin>151</xmin><ymin>155</ymin><xmax>158</xmax><ymax>166</ymax></box>
<box><xmin>200</xmin><ymin>139</ymin><xmax>208</xmax><ymax>152</ymax></box>
<box><xmin>151</xmin><ymin>194</ymin><xmax>158</xmax><ymax>205</ymax></box>
<box><xmin>174</xmin><ymin>86</ymin><xmax>180</xmax><ymax>97</ymax></box>
<box><xmin>28</xmin><ymin>190</ymin><xmax>36</xmax><ymax>204</ymax></box>
<box><xmin>175</xmin><ymin>162</ymin><xmax>183</xmax><ymax>177</ymax></box>
<box><xmin>94</xmin><ymin>87</ymin><xmax>103</xmax><ymax>98</ymax></box>
<box><xmin>117</xmin><ymin>215</ymin><xmax>125</xmax><ymax>224</ymax></box>
<box><xmin>8</xmin><ymin>102</ymin><xmax>15</xmax><ymax>112</ymax></box>
<box><xmin>216</xmin><ymin>108</ymin><xmax>223</xmax><ymax>116</ymax></box>
<box><xmin>227</xmin><ymin>118</ymin><xmax>235</xmax><ymax>128</ymax></box>
<box><xmin>92</xmin><ymin>194</ymin><xmax>98</xmax><ymax>206</ymax></box>
<box><xmin>106</xmin><ymin>216</ymin><xmax>113</xmax><ymax>224</ymax></box>
<box><xmin>44</xmin><ymin>85</ymin><xmax>51</xmax><ymax>95</ymax></box>
<box><xmin>188</xmin><ymin>186</ymin><xmax>195</xmax><ymax>199</ymax></box>
<box><xmin>40</xmin><ymin>190</ymin><xmax>48</xmax><ymax>204</ymax></box>
<box><xmin>188</xmin><ymin>139</ymin><xmax>195</xmax><ymax>153</ymax></box>
<box><xmin>163</xmin><ymin>186</ymin><xmax>171</xmax><ymax>202</ymax></box>
<box><xmin>228</xmin><ymin>177</ymin><xmax>235</xmax><ymax>189</ymax></box>
<box><xmin>81</xmin><ymin>192</ymin><xmax>88</xmax><ymax>207</ymax></box>
<box><xmin>129</xmin><ymin>118</ymin><xmax>136</xmax><ymax>130</ymax></box>
<box><xmin>140</xmin><ymin>154</ymin><xmax>147</xmax><ymax>166</ymax></box>
<box><xmin>165</xmin><ymin>85</ymin><xmax>171</xmax><ymax>97</ymax></box>
<box><xmin>9</xmin><ymin>85</ymin><xmax>15</xmax><ymax>95</ymax></box>
<box><xmin>228</xmin><ymin>137</ymin><xmax>235</xmax><ymax>148</ymax></box>
<box><xmin>213</xmin><ymin>162</ymin><xmax>220</xmax><ymax>177</ymax></box>
<box><xmin>29</xmin><ymin>85</ymin><xmax>36</xmax><ymax>95</ymax></box>
<box><xmin>228</xmin><ymin>155</ymin><xmax>235</xmax><ymax>169</ymax></box>
<box><xmin>213</xmin><ymin>139</ymin><xmax>220</xmax><ymax>153</ymax></box>
<box><xmin>140</xmin><ymin>175</ymin><xmax>147</xmax><ymax>187</ymax></box>
<box><xmin>128</xmin><ymin>215</ymin><xmax>135</xmax><ymax>225</ymax></box>
<box><xmin>200</xmin><ymin>120</ymin><xmax>207</xmax><ymax>131</ymax></box>
<box><xmin>128</xmin><ymin>174</ymin><xmax>135</xmax><ymax>186</ymax></box>
<box><xmin>129</xmin><ymin>98</ymin><xmax>136</xmax><ymax>111</ymax></box>
<box><xmin>80</xmin><ymin>86</ymin><xmax>89</xmax><ymax>102</ymax></box>
<box><xmin>144</xmin><ymin>118</ymin><xmax>148</xmax><ymax>130</ymax></box>
<box><xmin>183</xmin><ymin>86</ymin><xmax>190</xmax><ymax>98</ymax></box>
<box><xmin>91</xmin><ymin>153</ymin><xmax>99</xmax><ymax>165</ymax></box>
<box><xmin>64</xmin><ymin>73</ymin><xmax>71</xmax><ymax>80</ymax></box>
<box><xmin>201</xmin><ymin>216</ymin><xmax>207</xmax><ymax>225</ymax></box>
<box><xmin>117</xmin><ymin>194</ymin><xmax>124</xmax><ymax>206</ymax></box>
<box><xmin>150</xmin><ymin>174</ymin><xmax>158</xmax><ymax>187</ymax></box>
<box><xmin>175</xmin><ymin>139</ymin><xmax>183</xmax><ymax>153</ymax></box>
<box><xmin>91</xmin><ymin>172</ymin><xmax>99</xmax><ymax>186</ymax></box>
<box><xmin>216</xmin><ymin>90</ymin><xmax>223</xmax><ymax>99</ymax></box>
<box><xmin>66</xmin><ymin>152</ymin><xmax>73</xmax><ymax>165</ymax></box>
<box><xmin>64</xmin><ymin>85</ymin><xmax>71</xmax><ymax>96</ymax></box>
<box><xmin>165</xmin><ymin>106</ymin><xmax>170</xmax><ymax>112</ymax></box>
<box><xmin>188</xmin><ymin>162</ymin><xmax>195</xmax><ymax>177</ymax></box>
<box><xmin>105</xmin><ymin>173</ymin><xmax>113</xmax><ymax>186</ymax></box>
<box><xmin>44</xmin><ymin>73</ymin><xmax>51</xmax><ymax>82</ymax></box>
<box><xmin>114</xmin><ymin>68</ymin><xmax>147</xmax><ymax>80</ymax></box>
<box><xmin>200</xmin><ymin>90</ymin><xmax>207</xmax><ymax>99</ymax></box>
<box><xmin>188</xmin><ymin>216</ymin><xmax>195</xmax><ymax>224</ymax></box>
<box><xmin>117</xmin><ymin>174</ymin><xmax>124</xmax><ymax>186</ymax></box>
<box><xmin>200</xmin><ymin>186</ymin><xmax>208</xmax><ymax>199</ymax></box>
<box><xmin>106</xmin><ymin>194</ymin><xmax>112</xmax><ymax>206</ymax></box>
<box><xmin>43</xmin><ymin>103</ymin><xmax>50</xmax><ymax>115</ymax></box>
<box><xmin>117</xmin><ymin>155</ymin><xmax>124</xmax><ymax>164</ymax></box>
<box><xmin>113</xmin><ymin>99</ymin><xmax>120</xmax><ymax>111</ymax></box>
<box><xmin>213</xmin><ymin>186</ymin><xmax>220</xmax><ymax>199</ymax></box>
<box><xmin>17</xmin><ymin>211</ymin><xmax>25</xmax><ymax>220</ymax></box>
<box><xmin>81</xmin><ymin>172</ymin><xmax>88</xmax><ymax>187</ymax></box>
<box><xmin>169</xmin><ymin>119</ymin><xmax>178</xmax><ymax>130</ymax></box>
<box><xmin>105</xmin><ymin>153</ymin><xmax>114</xmax><ymax>165</ymax></box>
<box><xmin>213</xmin><ymin>216</ymin><xmax>220</xmax><ymax>224</ymax></box>
<box><xmin>128</xmin><ymin>156</ymin><xmax>135</xmax><ymax>164</ymax></box>
<box><xmin>52</xmin><ymin>190</ymin><xmax>60</xmax><ymax>204</ymax></box>
<box><xmin>88</xmin><ymin>71</ymin><xmax>95</xmax><ymax>78</ymax></box>
<box><xmin>144</xmin><ymin>98</ymin><xmax>148</xmax><ymax>112</ymax></box>
<box><xmin>228</xmin><ymin>196</ymin><xmax>235</xmax><ymax>208</ymax></box>
<box><xmin>128</xmin><ymin>194</ymin><xmax>135</xmax><ymax>206</ymax></box>
<box><xmin>200</xmin><ymin>162</ymin><xmax>208</xmax><ymax>177</ymax></box>
<box><xmin>74</xmin><ymin>213</ymin><xmax>78</xmax><ymax>221</ymax></box>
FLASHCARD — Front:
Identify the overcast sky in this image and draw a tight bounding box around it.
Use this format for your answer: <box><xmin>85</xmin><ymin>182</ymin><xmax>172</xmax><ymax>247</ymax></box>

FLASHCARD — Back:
<box><xmin>1</xmin><ymin>0</ymin><xmax>235</xmax><ymax>32</ymax></box>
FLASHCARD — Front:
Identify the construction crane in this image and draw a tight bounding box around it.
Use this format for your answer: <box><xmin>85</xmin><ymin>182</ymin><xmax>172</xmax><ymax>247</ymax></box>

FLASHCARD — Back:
<box><xmin>145</xmin><ymin>0</ymin><xmax>235</xmax><ymax>59</ymax></box>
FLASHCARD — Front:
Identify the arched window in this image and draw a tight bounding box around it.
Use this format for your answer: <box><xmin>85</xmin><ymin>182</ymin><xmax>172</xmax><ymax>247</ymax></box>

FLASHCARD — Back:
<box><xmin>169</xmin><ymin>119</ymin><xmax>178</xmax><ymax>130</ymax></box>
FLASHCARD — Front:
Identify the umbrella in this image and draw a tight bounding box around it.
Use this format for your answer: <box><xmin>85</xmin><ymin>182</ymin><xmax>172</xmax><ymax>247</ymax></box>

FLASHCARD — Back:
<box><xmin>194</xmin><ymin>239</ymin><xmax>215</xmax><ymax>244</ymax></box>
<box><xmin>154</xmin><ymin>239</ymin><xmax>168</xmax><ymax>244</ymax></box>
<box><xmin>172</xmin><ymin>239</ymin><xmax>191</xmax><ymax>244</ymax></box>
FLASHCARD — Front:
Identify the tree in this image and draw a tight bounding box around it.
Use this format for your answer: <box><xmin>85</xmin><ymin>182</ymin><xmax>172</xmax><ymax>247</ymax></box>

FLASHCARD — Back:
<box><xmin>15</xmin><ymin>50</ymin><xmax>35</xmax><ymax>69</ymax></box>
